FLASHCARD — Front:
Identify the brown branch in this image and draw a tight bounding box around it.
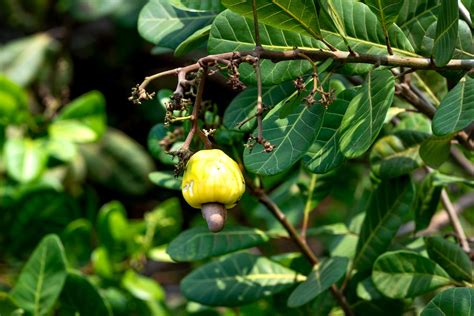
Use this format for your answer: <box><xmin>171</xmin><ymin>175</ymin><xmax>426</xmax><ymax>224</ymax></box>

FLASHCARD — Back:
<box><xmin>248</xmin><ymin>184</ymin><xmax>354</xmax><ymax>316</ymax></box>
<box><xmin>440</xmin><ymin>189</ymin><xmax>471</xmax><ymax>253</ymax></box>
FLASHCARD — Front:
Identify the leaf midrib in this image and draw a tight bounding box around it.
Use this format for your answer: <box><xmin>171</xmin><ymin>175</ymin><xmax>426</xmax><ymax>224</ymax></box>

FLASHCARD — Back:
<box><xmin>34</xmin><ymin>246</ymin><xmax>48</xmax><ymax>316</ymax></box>
<box><xmin>430</xmin><ymin>245</ymin><xmax>472</xmax><ymax>281</ymax></box>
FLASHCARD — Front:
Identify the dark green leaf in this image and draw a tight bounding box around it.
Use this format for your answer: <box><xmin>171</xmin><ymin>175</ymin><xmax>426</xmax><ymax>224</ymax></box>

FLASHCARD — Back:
<box><xmin>149</xmin><ymin>171</ymin><xmax>182</xmax><ymax>190</ymax></box>
<box><xmin>421</xmin><ymin>287</ymin><xmax>474</xmax><ymax>316</ymax></box>
<box><xmin>208</xmin><ymin>10</ymin><xmax>322</xmax><ymax>85</ymax></box>
<box><xmin>370</xmin><ymin>130</ymin><xmax>429</xmax><ymax>178</ymax></box>
<box><xmin>433</xmin><ymin>76</ymin><xmax>474</xmax><ymax>136</ymax></box>
<box><xmin>61</xmin><ymin>219</ymin><xmax>93</xmax><ymax>267</ymax></box>
<box><xmin>320</xmin><ymin>0</ymin><xmax>415</xmax><ymax>73</ymax></box>
<box><xmin>222</xmin><ymin>0</ymin><xmax>322</xmax><ymax>39</ymax></box>
<box><xmin>0</xmin><ymin>293</ymin><xmax>24</xmax><ymax>316</ymax></box>
<box><xmin>146</xmin><ymin>197</ymin><xmax>182</xmax><ymax>242</ymax></box>
<box><xmin>365</xmin><ymin>0</ymin><xmax>404</xmax><ymax>28</ymax></box>
<box><xmin>397</xmin><ymin>0</ymin><xmax>439</xmax><ymax>52</ymax></box>
<box><xmin>224</xmin><ymin>81</ymin><xmax>295</xmax><ymax>132</ymax></box>
<box><xmin>244</xmin><ymin>89</ymin><xmax>325</xmax><ymax>175</ymax></box>
<box><xmin>414</xmin><ymin>173</ymin><xmax>442</xmax><ymax>232</ymax></box>
<box><xmin>339</xmin><ymin>69</ymin><xmax>395</xmax><ymax>158</ymax></box>
<box><xmin>303</xmin><ymin>88</ymin><xmax>357</xmax><ymax>174</ymax></box>
<box><xmin>59</xmin><ymin>270</ymin><xmax>112</xmax><ymax>316</ymax></box>
<box><xmin>138</xmin><ymin>0</ymin><xmax>215</xmax><ymax>49</ymax></box>
<box><xmin>372</xmin><ymin>250</ymin><xmax>453</xmax><ymax>299</ymax></box>
<box><xmin>167</xmin><ymin>226</ymin><xmax>269</xmax><ymax>261</ymax></box>
<box><xmin>419</xmin><ymin>135</ymin><xmax>452</xmax><ymax>169</ymax></box>
<box><xmin>181</xmin><ymin>252</ymin><xmax>303</xmax><ymax>306</ymax></box>
<box><xmin>287</xmin><ymin>257</ymin><xmax>348</xmax><ymax>307</ymax></box>
<box><xmin>354</xmin><ymin>176</ymin><xmax>415</xmax><ymax>272</ymax></box>
<box><xmin>10</xmin><ymin>235</ymin><xmax>68</xmax><ymax>316</ymax></box>
<box><xmin>4</xmin><ymin>138</ymin><xmax>48</xmax><ymax>183</ymax></box>
<box><xmin>49</xmin><ymin>91</ymin><xmax>107</xmax><ymax>143</ymax></box>
<box><xmin>432</xmin><ymin>0</ymin><xmax>459</xmax><ymax>66</ymax></box>
<box><xmin>425</xmin><ymin>236</ymin><xmax>472</xmax><ymax>282</ymax></box>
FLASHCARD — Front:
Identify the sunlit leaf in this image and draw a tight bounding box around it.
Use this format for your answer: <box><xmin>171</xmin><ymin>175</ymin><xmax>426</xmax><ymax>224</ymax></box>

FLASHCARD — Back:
<box><xmin>4</xmin><ymin>138</ymin><xmax>48</xmax><ymax>183</ymax></box>
<box><xmin>149</xmin><ymin>171</ymin><xmax>181</xmax><ymax>190</ymax></box>
<box><xmin>373</xmin><ymin>250</ymin><xmax>453</xmax><ymax>299</ymax></box>
<box><xmin>181</xmin><ymin>252</ymin><xmax>303</xmax><ymax>306</ymax></box>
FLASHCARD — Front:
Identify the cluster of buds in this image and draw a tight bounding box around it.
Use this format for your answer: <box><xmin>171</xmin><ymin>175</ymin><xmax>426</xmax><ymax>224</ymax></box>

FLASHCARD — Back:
<box><xmin>128</xmin><ymin>84</ymin><xmax>155</xmax><ymax>105</ymax></box>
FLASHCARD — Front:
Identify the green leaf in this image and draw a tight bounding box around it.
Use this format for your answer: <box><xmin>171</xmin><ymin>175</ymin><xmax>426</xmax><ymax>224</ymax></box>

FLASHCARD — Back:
<box><xmin>320</xmin><ymin>0</ymin><xmax>415</xmax><ymax>73</ymax></box>
<box><xmin>287</xmin><ymin>257</ymin><xmax>348</xmax><ymax>307</ymax></box>
<box><xmin>122</xmin><ymin>270</ymin><xmax>165</xmax><ymax>302</ymax></box>
<box><xmin>49</xmin><ymin>91</ymin><xmax>106</xmax><ymax>143</ymax></box>
<box><xmin>146</xmin><ymin>197</ymin><xmax>182</xmax><ymax>242</ymax></box>
<box><xmin>0</xmin><ymin>33</ymin><xmax>58</xmax><ymax>86</ymax></box>
<box><xmin>149</xmin><ymin>171</ymin><xmax>182</xmax><ymax>190</ymax></box>
<box><xmin>147</xmin><ymin>123</ymin><xmax>180</xmax><ymax>165</ymax></box>
<box><xmin>60</xmin><ymin>0</ymin><xmax>122</xmax><ymax>21</ymax></box>
<box><xmin>432</xmin><ymin>76</ymin><xmax>474</xmax><ymax>136</ymax></box>
<box><xmin>372</xmin><ymin>250</ymin><xmax>453</xmax><ymax>299</ymax></box>
<box><xmin>244</xmin><ymin>87</ymin><xmax>325</xmax><ymax>175</ymax></box>
<box><xmin>419</xmin><ymin>135</ymin><xmax>452</xmax><ymax>169</ymax></box>
<box><xmin>339</xmin><ymin>69</ymin><xmax>395</xmax><ymax>158</ymax></box>
<box><xmin>365</xmin><ymin>0</ymin><xmax>404</xmax><ymax>29</ymax></box>
<box><xmin>422</xmin><ymin>20</ymin><xmax>474</xmax><ymax>61</ymax></box>
<box><xmin>421</xmin><ymin>287</ymin><xmax>474</xmax><ymax>316</ymax></box>
<box><xmin>432</xmin><ymin>0</ymin><xmax>459</xmax><ymax>66</ymax></box>
<box><xmin>4</xmin><ymin>138</ymin><xmax>48</xmax><ymax>183</ymax></box>
<box><xmin>169</xmin><ymin>0</ymin><xmax>222</xmax><ymax>12</ymax></box>
<box><xmin>414</xmin><ymin>173</ymin><xmax>442</xmax><ymax>232</ymax></box>
<box><xmin>97</xmin><ymin>201</ymin><xmax>130</xmax><ymax>259</ymax></box>
<box><xmin>180</xmin><ymin>252</ymin><xmax>303</xmax><ymax>306</ymax></box>
<box><xmin>356</xmin><ymin>277</ymin><xmax>384</xmax><ymax>301</ymax></box>
<box><xmin>224</xmin><ymin>81</ymin><xmax>295</xmax><ymax>132</ymax></box>
<box><xmin>424</xmin><ymin>236</ymin><xmax>472</xmax><ymax>283</ymax></box>
<box><xmin>431</xmin><ymin>172</ymin><xmax>474</xmax><ymax>187</ymax></box>
<box><xmin>167</xmin><ymin>226</ymin><xmax>269</xmax><ymax>261</ymax></box>
<box><xmin>80</xmin><ymin>128</ymin><xmax>155</xmax><ymax>195</ymax></box>
<box><xmin>0</xmin><ymin>76</ymin><xmax>28</xmax><ymax>124</ymax></box>
<box><xmin>303</xmin><ymin>88</ymin><xmax>357</xmax><ymax>174</ymax></box>
<box><xmin>174</xmin><ymin>25</ymin><xmax>211</xmax><ymax>56</ymax></box>
<box><xmin>354</xmin><ymin>176</ymin><xmax>415</xmax><ymax>272</ymax></box>
<box><xmin>0</xmin><ymin>293</ymin><xmax>24</xmax><ymax>316</ymax></box>
<box><xmin>59</xmin><ymin>270</ymin><xmax>112</xmax><ymax>316</ymax></box>
<box><xmin>222</xmin><ymin>0</ymin><xmax>322</xmax><ymax>39</ymax></box>
<box><xmin>397</xmin><ymin>0</ymin><xmax>439</xmax><ymax>52</ymax></box>
<box><xmin>138</xmin><ymin>0</ymin><xmax>215</xmax><ymax>49</ymax></box>
<box><xmin>370</xmin><ymin>130</ymin><xmax>430</xmax><ymax>178</ymax></box>
<box><xmin>91</xmin><ymin>247</ymin><xmax>114</xmax><ymax>279</ymax></box>
<box><xmin>208</xmin><ymin>10</ymin><xmax>322</xmax><ymax>85</ymax></box>
<box><xmin>10</xmin><ymin>235</ymin><xmax>68</xmax><ymax>316</ymax></box>
<box><xmin>61</xmin><ymin>219</ymin><xmax>93</xmax><ymax>267</ymax></box>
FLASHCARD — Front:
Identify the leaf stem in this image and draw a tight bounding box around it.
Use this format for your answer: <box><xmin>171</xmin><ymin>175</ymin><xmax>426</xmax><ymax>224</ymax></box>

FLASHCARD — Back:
<box><xmin>301</xmin><ymin>174</ymin><xmax>317</xmax><ymax>240</ymax></box>
<box><xmin>440</xmin><ymin>189</ymin><xmax>470</xmax><ymax>253</ymax></box>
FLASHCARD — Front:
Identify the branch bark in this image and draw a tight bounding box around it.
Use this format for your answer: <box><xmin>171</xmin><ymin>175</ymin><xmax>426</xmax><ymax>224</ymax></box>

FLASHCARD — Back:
<box><xmin>249</xmin><ymin>185</ymin><xmax>354</xmax><ymax>316</ymax></box>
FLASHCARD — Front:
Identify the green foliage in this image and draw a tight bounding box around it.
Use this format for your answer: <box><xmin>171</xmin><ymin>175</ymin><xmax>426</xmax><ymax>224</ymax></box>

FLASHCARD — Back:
<box><xmin>180</xmin><ymin>252</ymin><xmax>304</xmax><ymax>306</ymax></box>
<box><xmin>10</xmin><ymin>235</ymin><xmax>68</xmax><ymax>316</ymax></box>
<box><xmin>167</xmin><ymin>226</ymin><xmax>269</xmax><ymax>261</ymax></box>
<box><xmin>2</xmin><ymin>0</ymin><xmax>474</xmax><ymax>315</ymax></box>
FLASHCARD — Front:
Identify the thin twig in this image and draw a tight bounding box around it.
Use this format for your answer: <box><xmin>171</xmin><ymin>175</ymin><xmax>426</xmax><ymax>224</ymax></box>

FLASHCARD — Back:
<box><xmin>249</xmin><ymin>184</ymin><xmax>354</xmax><ymax>316</ymax></box>
<box><xmin>440</xmin><ymin>189</ymin><xmax>471</xmax><ymax>253</ymax></box>
<box><xmin>301</xmin><ymin>174</ymin><xmax>317</xmax><ymax>240</ymax></box>
<box><xmin>251</xmin><ymin>0</ymin><xmax>261</xmax><ymax>48</ymax></box>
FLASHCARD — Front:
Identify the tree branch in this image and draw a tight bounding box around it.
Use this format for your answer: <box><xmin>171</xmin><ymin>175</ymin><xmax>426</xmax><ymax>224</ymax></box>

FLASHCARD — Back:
<box><xmin>440</xmin><ymin>189</ymin><xmax>471</xmax><ymax>253</ymax></box>
<box><xmin>248</xmin><ymin>184</ymin><xmax>354</xmax><ymax>316</ymax></box>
